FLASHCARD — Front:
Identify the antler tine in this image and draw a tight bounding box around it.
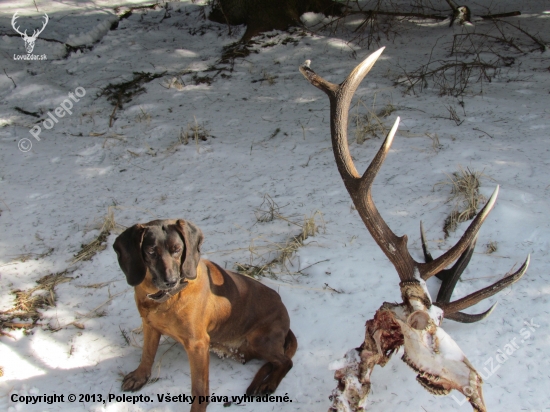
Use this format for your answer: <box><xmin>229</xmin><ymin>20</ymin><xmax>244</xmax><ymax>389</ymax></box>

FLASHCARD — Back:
<box><xmin>435</xmin><ymin>235</ymin><xmax>477</xmax><ymax>303</ymax></box>
<box><xmin>421</xmin><ymin>204</ymin><xmax>528</xmax><ymax>324</ymax></box>
<box><xmin>299</xmin><ymin>47</ymin><xmax>385</xmax><ymax>182</ymax></box>
<box><xmin>445</xmin><ymin>304</ymin><xmax>497</xmax><ymax>323</ymax></box>
<box><xmin>301</xmin><ymin>49</ymin><xmax>420</xmax><ymax>282</ymax></box>
<box><xmin>422</xmin><ymin>223</ymin><xmax>496</xmax><ymax>323</ymax></box>
<box><xmin>359</xmin><ymin>117</ymin><xmax>399</xmax><ymax>191</ymax></box>
<box><xmin>36</xmin><ymin>13</ymin><xmax>49</xmax><ymax>36</ymax></box>
<box><xmin>436</xmin><ymin>254</ymin><xmax>530</xmax><ymax>315</ymax></box>
<box><xmin>11</xmin><ymin>12</ymin><xmax>26</xmax><ymax>36</ymax></box>
<box><xmin>420</xmin><ymin>221</ymin><xmax>477</xmax><ymax>284</ymax></box>
<box><xmin>419</xmin><ymin>221</ymin><xmax>434</xmax><ymax>263</ymax></box>
<box><xmin>420</xmin><ymin>185</ymin><xmax>499</xmax><ymax>280</ymax></box>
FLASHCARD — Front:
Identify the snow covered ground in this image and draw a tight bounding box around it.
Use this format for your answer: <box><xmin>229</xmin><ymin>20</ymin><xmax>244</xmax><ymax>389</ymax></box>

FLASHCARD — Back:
<box><xmin>0</xmin><ymin>1</ymin><xmax>549</xmax><ymax>411</ymax></box>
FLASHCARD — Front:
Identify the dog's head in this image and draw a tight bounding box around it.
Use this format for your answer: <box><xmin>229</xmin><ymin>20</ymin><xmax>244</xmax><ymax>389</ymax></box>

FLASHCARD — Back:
<box><xmin>113</xmin><ymin>219</ymin><xmax>204</xmax><ymax>290</ymax></box>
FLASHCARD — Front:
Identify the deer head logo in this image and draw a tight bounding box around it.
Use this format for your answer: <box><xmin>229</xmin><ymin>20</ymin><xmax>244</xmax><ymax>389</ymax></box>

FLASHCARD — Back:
<box><xmin>12</xmin><ymin>12</ymin><xmax>49</xmax><ymax>54</ymax></box>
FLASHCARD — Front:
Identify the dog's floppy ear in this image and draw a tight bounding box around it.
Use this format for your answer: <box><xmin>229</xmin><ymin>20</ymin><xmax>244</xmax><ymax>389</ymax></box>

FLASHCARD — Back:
<box><xmin>175</xmin><ymin>219</ymin><xmax>203</xmax><ymax>280</ymax></box>
<box><xmin>113</xmin><ymin>224</ymin><xmax>146</xmax><ymax>286</ymax></box>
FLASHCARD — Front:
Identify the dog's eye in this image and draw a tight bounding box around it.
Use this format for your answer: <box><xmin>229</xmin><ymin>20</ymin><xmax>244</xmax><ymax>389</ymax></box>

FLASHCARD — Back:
<box><xmin>172</xmin><ymin>248</ymin><xmax>182</xmax><ymax>255</ymax></box>
<box><xmin>147</xmin><ymin>249</ymin><xmax>156</xmax><ymax>256</ymax></box>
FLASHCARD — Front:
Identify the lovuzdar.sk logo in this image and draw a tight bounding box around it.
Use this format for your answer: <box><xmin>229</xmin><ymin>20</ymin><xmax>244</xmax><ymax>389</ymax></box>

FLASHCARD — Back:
<box><xmin>12</xmin><ymin>11</ymin><xmax>48</xmax><ymax>60</ymax></box>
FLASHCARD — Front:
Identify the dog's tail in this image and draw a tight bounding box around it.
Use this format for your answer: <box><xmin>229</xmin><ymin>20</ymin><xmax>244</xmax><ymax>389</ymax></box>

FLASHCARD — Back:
<box><xmin>284</xmin><ymin>329</ymin><xmax>298</xmax><ymax>359</ymax></box>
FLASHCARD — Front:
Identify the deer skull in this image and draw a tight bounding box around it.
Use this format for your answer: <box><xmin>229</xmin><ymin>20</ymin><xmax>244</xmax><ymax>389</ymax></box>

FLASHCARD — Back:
<box><xmin>300</xmin><ymin>48</ymin><xmax>529</xmax><ymax>411</ymax></box>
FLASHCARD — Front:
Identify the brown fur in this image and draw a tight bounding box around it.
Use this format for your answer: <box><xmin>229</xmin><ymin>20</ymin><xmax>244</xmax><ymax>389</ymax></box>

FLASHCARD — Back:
<box><xmin>113</xmin><ymin>219</ymin><xmax>297</xmax><ymax>411</ymax></box>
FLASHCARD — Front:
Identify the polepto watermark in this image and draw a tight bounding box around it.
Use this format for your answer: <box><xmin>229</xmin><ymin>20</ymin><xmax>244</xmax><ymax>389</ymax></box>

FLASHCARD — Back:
<box><xmin>18</xmin><ymin>87</ymin><xmax>86</xmax><ymax>152</ymax></box>
<box><xmin>12</xmin><ymin>12</ymin><xmax>48</xmax><ymax>60</ymax></box>
<box><xmin>452</xmin><ymin>318</ymin><xmax>540</xmax><ymax>407</ymax></box>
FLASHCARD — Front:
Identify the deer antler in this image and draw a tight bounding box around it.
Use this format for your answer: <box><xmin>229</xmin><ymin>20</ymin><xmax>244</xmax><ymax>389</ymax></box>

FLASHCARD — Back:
<box><xmin>33</xmin><ymin>13</ymin><xmax>49</xmax><ymax>38</ymax></box>
<box><xmin>12</xmin><ymin>12</ymin><xmax>49</xmax><ymax>38</ymax></box>
<box><xmin>300</xmin><ymin>48</ymin><xmax>529</xmax><ymax>411</ymax></box>
<box><xmin>421</xmin><ymin>221</ymin><xmax>530</xmax><ymax>322</ymax></box>
<box><xmin>11</xmin><ymin>12</ymin><xmax>27</xmax><ymax>37</ymax></box>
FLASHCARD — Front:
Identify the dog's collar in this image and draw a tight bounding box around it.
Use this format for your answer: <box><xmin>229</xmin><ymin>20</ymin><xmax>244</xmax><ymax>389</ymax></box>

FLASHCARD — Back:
<box><xmin>147</xmin><ymin>279</ymin><xmax>189</xmax><ymax>303</ymax></box>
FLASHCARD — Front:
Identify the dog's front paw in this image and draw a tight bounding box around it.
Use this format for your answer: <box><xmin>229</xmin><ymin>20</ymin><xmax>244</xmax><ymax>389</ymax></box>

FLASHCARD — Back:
<box><xmin>122</xmin><ymin>369</ymin><xmax>150</xmax><ymax>391</ymax></box>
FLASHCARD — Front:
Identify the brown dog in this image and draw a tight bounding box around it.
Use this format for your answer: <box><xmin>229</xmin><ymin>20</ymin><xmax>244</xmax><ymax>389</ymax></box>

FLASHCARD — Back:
<box><xmin>113</xmin><ymin>219</ymin><xmax>297</xmax><ymax>411</ymax></box>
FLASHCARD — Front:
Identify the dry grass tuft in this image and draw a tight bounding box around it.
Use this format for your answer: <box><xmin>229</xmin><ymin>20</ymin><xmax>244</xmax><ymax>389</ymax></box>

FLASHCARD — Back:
<box><xmin>97</xmin><ymin>71</ymin><xmax>165</xmax><ymax>127</ymax></box>
<box><xmin>258</xmin><ymin>69</ymin><xmax>277</xmax><ymax>85</ymax></box>
<box><xmin>254</xmin><ymin>194</ymin><xmax>288</xmax><ymax>223</ymax></box>
<box><xmin>9</xmin><ymin>247</ymin><xmax>54</xmax><ymax>264</ymax></box>
<box><xmin>119</xmin><ymin>326</ymin><xmax>131</xmax><ymax>345</ymax></box>
<box><xmin>301</xmin><ymin>211</ymin><xmax>323</xmax><ymax>240</ymax></box>
<box><xmin>485</xmin><ymin>241</ymin><xmax>498</xmax><ymax>254</ymax></box>
<box><xmin>425</xmin><ymin>132</ymin><xmax>442</xmax><ymax>153</ymax></box>
<box><xmin>0</xmin><ymin>270</ymin><xmax>73</xmax><ymax>331</ymax></box>
<box><xmin>162</xmin><ymin>76</ymin><xmax>186</xmax><ymax>90</ymax></box>
<box><xmin>76</xmin><ymin>280</ymin><xmax>116</xmax><ymax>289</ymax></box>
<box><xmin>235</xmin><ymin>211</ymin><xmax>324</xmax><ymax>278</ymax></box>
<box><xmin>136</xmin><ymin>106</ymin><xmax>152</xmax><ymax>124</ymax></box>
<box><xmin>439</xmin><ymin>166</ymin><xmax>486</xmax><ymax>237</ymax></box>
<box><xmin>177</xmin><ymin>117</ymin><xmax>211</xmax><ymax>151</ymax></box>
<box><xmin>233</xmin><ymin>262</ymin><xmax>267</xmax><ymax>278</ymax></box>
<box><xmin>447</xmin><ymin>105</ymin><xmax>464</xmax><ymax>126</ymax></box>
<box><xmin>376</xmin><ymin>103</ymin><xmax>397</xmax><ymax>118</ymax></box>
<box><xmin>353</xmin><ymin>99</ymin><xmax>394</xmax><ymax>144</ymax></box>
<box><xmin>72</xmin><ymin>207</ymin><xmax>123</xmax><ymax>264</ymax></box>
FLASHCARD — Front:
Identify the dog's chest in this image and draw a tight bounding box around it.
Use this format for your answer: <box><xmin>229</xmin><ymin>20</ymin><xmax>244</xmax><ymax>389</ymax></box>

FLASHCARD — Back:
<box><xmin>137</xmin><ymin>301</ymin><xmax>189</xmax><ymax>339</ymax></box>
<box><xmin>144</xmin><ymin>313</ymin><xmax>179</xmax><ymax>339</ymax></box>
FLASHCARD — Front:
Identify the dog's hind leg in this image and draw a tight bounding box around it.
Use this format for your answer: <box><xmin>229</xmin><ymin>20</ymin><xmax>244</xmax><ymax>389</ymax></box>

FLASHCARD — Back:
<box><xmin>245</xmin><ymin>329</ymin><xmax>297</xmax><ymax>395</ymax></box>
<box><xmin>283</xmin><ymin>329</ymin><xmax>298</xmax><ymax>359</ymax></box>
<box><xmin>256</xmin><ymin>329</ymin><xmax>296</xmax><ymax>394</ymax></box>
<box><xmin>246</xmin><ymin>362</ymin><xmax>274</xmax><ymax>395</ymax></box>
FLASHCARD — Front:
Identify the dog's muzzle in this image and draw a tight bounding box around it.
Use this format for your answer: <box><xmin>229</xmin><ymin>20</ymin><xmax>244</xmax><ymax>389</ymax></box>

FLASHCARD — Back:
<box><xmin>147</xmin><ymin>278</ymin><xmax>189</xmax><ymax>303</ymax></box>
